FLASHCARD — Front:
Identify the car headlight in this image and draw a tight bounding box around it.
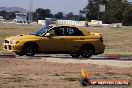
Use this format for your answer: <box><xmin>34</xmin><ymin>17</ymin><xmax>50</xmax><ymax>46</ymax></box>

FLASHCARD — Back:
<box><xmin>10</xmin><ymin>39</ymin><xmax>16</xmax><ymax>44</ymax></box>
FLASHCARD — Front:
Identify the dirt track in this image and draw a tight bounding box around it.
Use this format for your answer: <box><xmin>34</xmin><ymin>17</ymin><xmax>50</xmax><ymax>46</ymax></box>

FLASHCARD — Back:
<box><xmin>41</xmin><ymin>57</ymin><xmax>132</xmax><ymax>68</ymax></box>
<box><xmin>16</xmin><ymin>54</ymin><xmax>132</xmax><ymax>67</ymax></box>
<box><xmin>0</xmin><ymin>57</ymin><xmax>132</xmax><ymax>88</ymax></box>
<box><xmin>0</xmin><ymin>23</ymin><xmax>132</xmax><ymax>88</ymax></box>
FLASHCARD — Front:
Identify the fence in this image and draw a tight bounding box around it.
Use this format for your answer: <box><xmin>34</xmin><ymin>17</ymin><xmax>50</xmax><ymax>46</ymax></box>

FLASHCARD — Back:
<box><xmin>38</xmin><ymin>20</ymin><xmax>88</xmax><ymax>27</ymax></box>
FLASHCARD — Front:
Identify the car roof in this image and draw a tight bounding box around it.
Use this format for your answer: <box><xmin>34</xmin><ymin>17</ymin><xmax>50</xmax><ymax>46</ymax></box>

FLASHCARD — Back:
<box><xmin>50</xmin><ymin>25</ymin><xmax>90</xmax><ymax>35</ymax></box>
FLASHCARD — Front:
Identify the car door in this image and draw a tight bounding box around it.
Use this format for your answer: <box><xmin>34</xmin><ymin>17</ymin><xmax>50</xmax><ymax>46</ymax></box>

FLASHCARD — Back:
<box><xmin>39</xmin><ymin>27</ymin><xmax>65</xmax><ymax>52</ymax></box>
<box><xmin>63</xmin><ymin>27</ymin><xmax>85</xmax><ymax>52</ymax></box>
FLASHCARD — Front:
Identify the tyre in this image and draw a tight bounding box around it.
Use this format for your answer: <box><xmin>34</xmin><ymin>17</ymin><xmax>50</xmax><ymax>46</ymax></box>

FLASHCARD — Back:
<box><xmin>80</xmin><ymin>77</ymin><xmax>90</xmax><ymax>86</ymax></box>
<box><xmin>80</xmin><ymin>45</ymin><xmax>94</xmax><ymax>58</ymax></box>
<box><xmin>22</xmin><ymin>43</ymin><xmax>38</xmax><ymax>56</ymax></box>
<box><xmin>15</xmin><ymin>52</ymin><xmax>24</xmax><ymax>56</ymax></box>
<box><xmin>70</xmin><ymin>53</ymin><xmax>80</xmax><ymax>58</ymax></box>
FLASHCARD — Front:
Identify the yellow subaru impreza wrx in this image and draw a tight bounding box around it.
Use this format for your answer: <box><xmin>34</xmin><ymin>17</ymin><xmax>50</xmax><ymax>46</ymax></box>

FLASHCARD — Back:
<box><xmin>3</xmin><ymin>25</ymin><xmax>105</xmax><ymax>58</ymax></box>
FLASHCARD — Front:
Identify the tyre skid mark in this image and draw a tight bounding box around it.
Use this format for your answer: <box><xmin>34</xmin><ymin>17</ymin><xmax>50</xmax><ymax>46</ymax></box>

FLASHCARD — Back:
<box><xmin>0</xmin><ymin>53</ymin><xmax>131</xmax><ymax>60</ymax></box>
<box><xmin>91</xmin><ymin>54</ymin><xmax>132</xmax><ymax>60</ymax></box>
<box><xmin>0</xmin><ymin>52</ymin><xmax>16</xmax><ymax>58</ymax></box>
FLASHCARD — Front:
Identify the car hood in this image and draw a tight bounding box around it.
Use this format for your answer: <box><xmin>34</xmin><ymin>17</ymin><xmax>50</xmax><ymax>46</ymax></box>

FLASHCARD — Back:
<box><xmin>5</xmin><ymin>34</ymin><xmax>41</xmax><ymax>41</ymax></box>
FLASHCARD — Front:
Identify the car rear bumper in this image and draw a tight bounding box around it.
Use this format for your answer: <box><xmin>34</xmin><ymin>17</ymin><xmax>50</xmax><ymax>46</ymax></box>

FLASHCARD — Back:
<box><xmin>94</xmin><ymin>43</ymin><xmax>105</xmax><ymax>54</ymax></box>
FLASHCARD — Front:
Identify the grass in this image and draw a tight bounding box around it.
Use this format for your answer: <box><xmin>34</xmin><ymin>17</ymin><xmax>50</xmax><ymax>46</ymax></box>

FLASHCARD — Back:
<box><xmin>0</xmin><ymin>23</ymin><xmax>41</xmax><ymax>50</ymax></box>
<box><xmin>0</xmin><ymin>34</ymin><xmax>7</xmax><ymax>37</ymax></box>
<box><xmin>0</xmin><ymin>23</ymin><xmax>132</xmax><ymax>55</ymax></box>
<box><xmin>83</xmin><ymin>26</ymin><xmax>132</xmax><ymax>55</ymax></box>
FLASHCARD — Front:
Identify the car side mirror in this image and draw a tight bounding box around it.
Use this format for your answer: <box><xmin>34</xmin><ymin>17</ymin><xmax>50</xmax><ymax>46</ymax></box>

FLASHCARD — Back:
<box><xmin>45</xmin><ymin>33</ymin><xmax>55</xmax><ymax>37</ymax></box>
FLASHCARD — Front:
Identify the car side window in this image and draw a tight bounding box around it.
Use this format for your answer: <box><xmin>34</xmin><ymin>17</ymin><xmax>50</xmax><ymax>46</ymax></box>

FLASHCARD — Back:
<box><xmin>47</xmin><ymin>29</ymin><xmax>55</xmax><ymax>35</ymax></box>
<box><xmin>64</xmin><ymin>27</ymin><xmax>84</xmax><ymax>36</ymax></box>
<box><xmin>67</xmin><ymin>28</ymin><xmax>74</xmax><ymax>35</ymax></box>
<box><xmin>48</xmin><ymin>27</ymin><xmax>64</xmax><ymax>36</ymax></box>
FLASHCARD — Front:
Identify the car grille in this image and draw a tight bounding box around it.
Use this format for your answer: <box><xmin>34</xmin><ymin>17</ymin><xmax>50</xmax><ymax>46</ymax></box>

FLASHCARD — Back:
<box><xmin>5</xmin><ymin>40</ymin><xmax>9</xmax><ymax>43</ymax></box>
<box><xmin>9</xmin><ymin>45</ymin><xmax>12</xmax><ymax>50</ymax></box>
<box><xmin>5</xmin><ymin>45</ymin><xmax>7</xmax><ymax>49</ymax></box>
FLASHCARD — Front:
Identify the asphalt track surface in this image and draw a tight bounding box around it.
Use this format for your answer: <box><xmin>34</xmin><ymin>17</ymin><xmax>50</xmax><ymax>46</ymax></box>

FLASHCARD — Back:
<box><xmin>0</xmin><ymin>52</ymin><xmax>132</xmax><ymax>67</ymax></box>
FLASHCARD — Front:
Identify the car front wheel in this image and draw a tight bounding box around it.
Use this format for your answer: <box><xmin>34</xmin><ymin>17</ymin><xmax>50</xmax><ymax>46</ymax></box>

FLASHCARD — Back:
<box><xmin>15</xmin><ymin>52</ymin><xmax>24</xmax><ymax>56</ymax></box>
<box><xmin>22</xmin><ymin>43</ymin><xmax>38</xmax><ymax>56</ymax></box>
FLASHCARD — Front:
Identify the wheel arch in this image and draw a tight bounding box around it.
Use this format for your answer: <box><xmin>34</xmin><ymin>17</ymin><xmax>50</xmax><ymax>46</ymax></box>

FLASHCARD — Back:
<box><xmin>22</xmin><ymin>41</ymin><xmax>39</xmax><ymax>52</ymax></box>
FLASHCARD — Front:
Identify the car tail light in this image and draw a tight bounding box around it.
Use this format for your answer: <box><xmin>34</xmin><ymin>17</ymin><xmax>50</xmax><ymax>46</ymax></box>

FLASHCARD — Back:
<box><xmin>99</xmin><ymin>33</ymin><xmax>103</xmax><ymax>43</ymax></box>
<box><xmin>100</xmin><ymin>37</ymin><xmax>103</xmax><ymax>43</ymax></box>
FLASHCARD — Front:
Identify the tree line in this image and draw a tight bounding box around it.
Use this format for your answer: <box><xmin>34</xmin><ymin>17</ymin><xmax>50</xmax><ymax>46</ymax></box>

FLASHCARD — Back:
<box><xmin>0</xmin><ymin>11</ymin><xmax>19</xmax><ymax>20</ymax></box>
<box><xmin>0</xmin><ymin>8</ymin><xmax>85</xmax><ymax>21</ymax></box>
<box><xmin>80</xmin><ymin>0</ymin><xmax>132</xmax><ymax>26</ymax></box>
<box><xmin>32</xmin><ymin>8</ymin><xmax>86</xmax><ymax>21</ymax></box>
<box><xmin>0</xmin><ymin>0</ymin><xmax>131</xmax><ymax>26</ymax></box>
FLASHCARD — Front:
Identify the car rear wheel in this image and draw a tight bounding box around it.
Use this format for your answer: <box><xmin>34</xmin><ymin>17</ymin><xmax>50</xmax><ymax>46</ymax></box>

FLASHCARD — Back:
<box><xmin>80</xmin><ymin>45</ymin><xmax>94</xmax><ymax>58</ymax></box>
<box><xmin>70</xmin><ymin>53</ymin><xmax>80</xmax><ymax>58</ymax></box>
<box><xmin>22</xmin><ymin>43</ymin><xmax>38</xmax><ymax>56</ymax></box>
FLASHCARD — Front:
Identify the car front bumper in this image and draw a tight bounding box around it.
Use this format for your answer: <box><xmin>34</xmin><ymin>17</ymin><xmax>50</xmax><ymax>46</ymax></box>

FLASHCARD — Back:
<box><xmin>3</xmin><ymin>43</ymin><xmax>22</xmax><ymax>53</ymax></box>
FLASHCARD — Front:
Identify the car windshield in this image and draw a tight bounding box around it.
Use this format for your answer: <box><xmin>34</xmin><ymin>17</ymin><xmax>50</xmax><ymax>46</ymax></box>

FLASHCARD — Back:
<box><xmin>32</xmin><ymin>26</ymin><xmax>52</xmax><ymax>36</ymax></box>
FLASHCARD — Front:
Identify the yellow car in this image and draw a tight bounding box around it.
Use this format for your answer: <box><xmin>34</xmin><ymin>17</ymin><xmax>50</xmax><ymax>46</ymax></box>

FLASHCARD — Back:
<box><xmin>3</xmin><ymin>25</ymin><xmax>105</xmax><ymax>58</ymax></box>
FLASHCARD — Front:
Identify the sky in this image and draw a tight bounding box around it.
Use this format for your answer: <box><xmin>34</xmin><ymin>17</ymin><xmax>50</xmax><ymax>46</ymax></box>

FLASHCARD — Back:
<box><xmin>0</xmin><ymin>0</ymin><xmax>88</xmax><ymax>15</ymax></box>
<box><xmin>0</xmin><ymin>0</ymin><xmax>131</xmax><ymax>15</ymax></box>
